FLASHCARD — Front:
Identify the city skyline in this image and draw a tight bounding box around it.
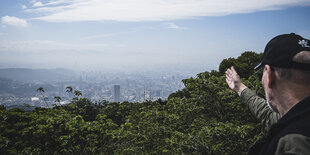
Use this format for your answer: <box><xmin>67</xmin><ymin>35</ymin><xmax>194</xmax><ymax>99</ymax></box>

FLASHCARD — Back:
<box><xmin>0</xmin><ymin>67</ymin><xmax>186</xmax><ymax>107</ymax></box>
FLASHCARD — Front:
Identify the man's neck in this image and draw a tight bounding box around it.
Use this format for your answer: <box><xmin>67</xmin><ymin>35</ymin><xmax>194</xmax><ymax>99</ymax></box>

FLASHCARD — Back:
<box><xmin>275</xmin><ymin>84</ymin><xmax>310</xmax><ymax>117</ymax></box>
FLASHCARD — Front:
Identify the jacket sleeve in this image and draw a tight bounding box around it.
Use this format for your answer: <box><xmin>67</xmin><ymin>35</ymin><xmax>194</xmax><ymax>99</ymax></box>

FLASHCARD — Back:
<box><xmin>275</xmin><ymin>133</ymin><xmax>310</xmax><ymax>155</ymax></box>
<box><xmin>240</xmin><ymin>88</ymin><xmax>281</xmax><ymax>131</ymax></box>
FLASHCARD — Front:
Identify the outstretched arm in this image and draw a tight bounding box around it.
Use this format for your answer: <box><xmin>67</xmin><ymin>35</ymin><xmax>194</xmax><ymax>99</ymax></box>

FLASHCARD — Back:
<box><xmin>225</xmin><ymin>66</ymin><xmax>280</xmax><ymax>130</ymax></box>
<box><xmin>225</xmin><ymin>66</ymin><xmax>247</xmax><ymax>96</ymax></box>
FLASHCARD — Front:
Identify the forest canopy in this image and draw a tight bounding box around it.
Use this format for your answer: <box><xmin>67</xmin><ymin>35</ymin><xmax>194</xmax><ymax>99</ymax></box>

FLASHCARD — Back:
<box><xmin>0</xmin><ymin>51</ymin><xmax>265</xmax><ymax>154</ymax></box>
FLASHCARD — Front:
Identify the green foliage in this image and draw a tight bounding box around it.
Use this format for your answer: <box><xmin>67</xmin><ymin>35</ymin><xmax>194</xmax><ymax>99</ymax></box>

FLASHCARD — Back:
<box><xmin>219</xmin><ymin>51</ymin><xmax>263</xmax><ymax>78</ymax></box>
<box><xmin>0</xmin><ymin>51</ymin><xmax>265</xmax><ymax>154</ymax></box>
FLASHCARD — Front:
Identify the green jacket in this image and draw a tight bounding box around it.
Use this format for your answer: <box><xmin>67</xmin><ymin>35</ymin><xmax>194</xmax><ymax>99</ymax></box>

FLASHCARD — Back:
<box><xmin>240</xmin><ymin>88</ymin><xmax>310</xmax><ymax>154</ymax></box>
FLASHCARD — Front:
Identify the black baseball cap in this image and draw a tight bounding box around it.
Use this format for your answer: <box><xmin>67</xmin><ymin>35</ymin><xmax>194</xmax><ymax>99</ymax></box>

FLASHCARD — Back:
<box><xmin>255</xmin><ymin>33</ymin><xmax>310</xmax><ymax>70</ymax></box>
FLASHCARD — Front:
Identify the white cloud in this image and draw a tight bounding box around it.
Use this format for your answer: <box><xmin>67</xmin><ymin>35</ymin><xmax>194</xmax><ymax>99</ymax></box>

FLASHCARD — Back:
<box><xmin>80</xmin><ymin>27</ymin><xmax>154</xmax><ymax>40</ymax></box>
<box><xmin>30</xmin><ymin>0</ymin><xmax>37</xmax><ymax>4</ymax></box>
<box><xmin>0</xmin><ymin>40</ymin><xmax>107</xmax><ymax>52</ymax></box>
<box><xmin>1</xmin><ymin>16</ymin><xmax>28</xmax><ymax>27</ymax></box>
<box><xmin>24</xmin><ymin>0</ymin><xmax>310</xmax><ymax>22</ymax></box>
<box><xmin>164</xmin><ymin>22</ymin><xmax>187</xmax><ymax>30</ymax></box>
<box><xmin>33</xmin><ymin>1</ymin><xmax>44</xmax><ymax>7</ymax></box>
<box><xmin>22</xmin><ymin>5</ymin><xmax>27</xmax><ymax>9</ymax></box>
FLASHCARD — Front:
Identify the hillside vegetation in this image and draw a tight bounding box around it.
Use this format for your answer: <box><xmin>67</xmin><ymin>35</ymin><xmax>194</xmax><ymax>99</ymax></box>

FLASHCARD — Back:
<box><xmin>0</xmin><ymin>51</ymin><xmax>265</xmax><ymax>154</ymax></box>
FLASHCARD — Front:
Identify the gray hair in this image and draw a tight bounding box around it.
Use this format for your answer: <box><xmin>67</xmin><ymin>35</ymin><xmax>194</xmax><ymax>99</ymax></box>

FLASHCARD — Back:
<box><xmin>274</xmin><ymin>51</ymin><xmax>310</xmax><ymax>85</ymax></box>
<box><xmin>274</xmin><ymin>67</ymin><xmax>310</xmax><ymax>85</ymax></box>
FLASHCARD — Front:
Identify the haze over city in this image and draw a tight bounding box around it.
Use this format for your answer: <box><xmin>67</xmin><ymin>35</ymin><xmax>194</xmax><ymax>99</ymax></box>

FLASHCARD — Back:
<box><xmin>1</xmin><ymin>0</ymin><xmax>310</xmax><ymax>72</ymax></box>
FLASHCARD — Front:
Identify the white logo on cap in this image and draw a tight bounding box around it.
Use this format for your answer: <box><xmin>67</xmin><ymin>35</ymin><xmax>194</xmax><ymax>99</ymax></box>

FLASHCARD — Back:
<box><xmin>298</xmin><ymin>40</ymin><xmax>310</xmax><ymax>48</ymax></box>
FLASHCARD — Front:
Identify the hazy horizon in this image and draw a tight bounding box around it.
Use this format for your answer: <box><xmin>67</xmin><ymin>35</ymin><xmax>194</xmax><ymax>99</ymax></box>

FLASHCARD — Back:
<box><xmin>0</xmin><ymin>63</ymin><xmax>209</xmax><ymax>75</ymax></box>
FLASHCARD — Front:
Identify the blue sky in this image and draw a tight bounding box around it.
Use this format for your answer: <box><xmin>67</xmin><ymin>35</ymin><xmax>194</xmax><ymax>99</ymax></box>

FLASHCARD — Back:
<box><xmin>1</xmin><ymin>0</ymin><xmax>310</xmax><ymax>72</ymax></box>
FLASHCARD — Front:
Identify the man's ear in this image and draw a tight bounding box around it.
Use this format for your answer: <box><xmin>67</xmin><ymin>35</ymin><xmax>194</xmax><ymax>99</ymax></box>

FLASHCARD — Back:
<box><xmin>265</xmin><ymin>65</ymin><xmax>275</xmax><ymax>88</ymax></box>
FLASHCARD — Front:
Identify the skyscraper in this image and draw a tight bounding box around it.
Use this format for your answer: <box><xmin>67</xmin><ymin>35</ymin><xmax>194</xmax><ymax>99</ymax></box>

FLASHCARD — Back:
<box><xmin>113</xmin><ymin>85</ymin><xmax>120</xmax><ymax>102</ymax></box>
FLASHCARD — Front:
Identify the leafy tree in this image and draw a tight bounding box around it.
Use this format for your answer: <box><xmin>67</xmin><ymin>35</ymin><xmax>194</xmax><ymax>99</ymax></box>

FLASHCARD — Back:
<box><xmin>73</xmin><ymin>90</ymin><xmax>82</xmax><ymax>100</ymax></box>
<box><xmin>54</xmin><ymin>96</ymin><xmax>61</xmax><ymax>106</ymax></box>
<box><xmin>36</xmin><ymin>87</ymin><xmax>49</xmax><ymax>108</ymax></box>
<box><xmin>65</xmin><ymin>86</ymin><xmax>73</xmax><ymax>101</ymax></box>
<box><xmin>219</xmin><ymin>51</ymin><xmax>263</xmax><ymax>78</ymax></box>
<box><xmin>65</xmin><ymin>86</ymin><xmax>73</xmax><ymax>93</ymax></box>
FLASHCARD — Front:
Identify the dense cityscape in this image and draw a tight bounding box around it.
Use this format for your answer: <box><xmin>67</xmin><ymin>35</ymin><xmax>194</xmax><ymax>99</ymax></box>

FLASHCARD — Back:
<box><xmin>0</xmin><ymin>68</ymin><xmax>197</xmax><ymax>108</ymax></box>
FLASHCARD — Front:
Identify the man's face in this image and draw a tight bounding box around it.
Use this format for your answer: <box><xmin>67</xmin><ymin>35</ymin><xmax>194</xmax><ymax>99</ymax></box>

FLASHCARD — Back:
<box><xmin>261</xmin><ymin>65</ymin><xmax>278</xmax><ymax>112</ymax></box>
<box><xmin>261</xmin><ymin>66</ymin><xmax>268</xmax><ymax>90</ymax></box>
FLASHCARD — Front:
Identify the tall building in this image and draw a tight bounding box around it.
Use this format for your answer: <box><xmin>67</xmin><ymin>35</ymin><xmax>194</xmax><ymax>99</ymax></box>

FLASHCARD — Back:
<box><xmin>113</xmin><ymin>85</ymin><xmax>120</xmax><ymax>102</ymax></box>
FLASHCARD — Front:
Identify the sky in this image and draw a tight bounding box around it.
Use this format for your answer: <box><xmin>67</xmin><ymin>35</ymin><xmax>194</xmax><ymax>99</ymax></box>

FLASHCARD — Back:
<box><xmin>1</xmin><ymin>0</ymin><xmax>310</xmax><ymax>72</ymax></box>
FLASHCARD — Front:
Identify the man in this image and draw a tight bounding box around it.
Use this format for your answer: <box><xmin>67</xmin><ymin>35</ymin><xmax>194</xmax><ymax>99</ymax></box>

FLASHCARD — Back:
<box><xmin>225</xmin><ymin>33</ymin><xmax>310</xmax><ymax>154</ymax></box>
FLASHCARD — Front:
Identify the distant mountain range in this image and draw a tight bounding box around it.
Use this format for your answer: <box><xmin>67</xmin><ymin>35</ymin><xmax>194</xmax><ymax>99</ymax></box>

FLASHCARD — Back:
<box><xmin>0</xmin><ymin>77</ymin><xmax>56</xmax><ymax>96</ymax></box>
<box><xmin>0</xmin><ymin>68</ymin><xmax>78</xmax><ymax>83</ymax></box>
